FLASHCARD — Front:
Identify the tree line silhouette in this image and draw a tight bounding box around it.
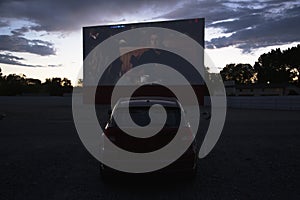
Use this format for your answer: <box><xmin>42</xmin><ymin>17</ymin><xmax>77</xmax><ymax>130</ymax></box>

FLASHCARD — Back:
<box><xmin>220</xmin><ymin>44</ymin><xmax>300</xmax><ymax>86</ymax></box>
<box><xmin>0</xmin><ymin>45</ymin><xmax>299</xmax><ymax>96</ymax></box>
<box><xmin>0</xmin><ymin>69</ymin><xmax>73</xmax><ymax>96</ymax></box>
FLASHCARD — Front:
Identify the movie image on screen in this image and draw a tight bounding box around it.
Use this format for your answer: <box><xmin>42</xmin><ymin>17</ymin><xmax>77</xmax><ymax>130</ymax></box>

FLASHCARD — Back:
<box><xmin>83</xmin><ymin>18</ymin><xmax>205</xmax><ymax>86</ymax></box>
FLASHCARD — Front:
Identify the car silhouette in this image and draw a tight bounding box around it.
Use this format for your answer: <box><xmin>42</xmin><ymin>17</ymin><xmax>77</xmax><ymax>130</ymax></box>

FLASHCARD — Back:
<box><xmin>100</xmin><ymin>96</ymin><xmax>198</xmax><ymax>178</ymax></box>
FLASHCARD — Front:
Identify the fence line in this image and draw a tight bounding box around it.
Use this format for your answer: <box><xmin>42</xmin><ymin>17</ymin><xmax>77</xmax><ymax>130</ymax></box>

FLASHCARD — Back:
<box><xmin>204</xmin><ymin>96</ymin><xmax>300</xmax><ymax>110</ymax></box>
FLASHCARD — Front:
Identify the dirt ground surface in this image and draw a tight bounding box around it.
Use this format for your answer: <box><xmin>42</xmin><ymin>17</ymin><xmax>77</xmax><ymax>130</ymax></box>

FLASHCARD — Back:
<box><xmin>0</xmin><ymin>96</ymin><xmax>299</xmax><ymax>200</ymax></box>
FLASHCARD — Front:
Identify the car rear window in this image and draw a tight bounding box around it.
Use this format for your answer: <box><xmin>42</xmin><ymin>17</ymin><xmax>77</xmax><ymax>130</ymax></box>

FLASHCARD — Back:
<box><xmin>111</xmin><ymin>107</ymin><xmax>181</xmax><ymax>128</ymax></box>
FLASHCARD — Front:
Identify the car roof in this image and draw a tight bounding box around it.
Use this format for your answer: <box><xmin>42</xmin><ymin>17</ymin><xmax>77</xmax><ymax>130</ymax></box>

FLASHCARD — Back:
<box><xmin>116</xmin><ymin>96</ymin><xmax>180</xmax><ymax>108</ymax></box>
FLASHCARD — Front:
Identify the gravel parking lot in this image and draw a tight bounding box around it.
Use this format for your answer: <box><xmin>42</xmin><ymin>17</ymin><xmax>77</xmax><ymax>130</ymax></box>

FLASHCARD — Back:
<box><xmin>1</xmin><ymin>96</ymin><xmax>299</xmax><ymax>199</ymax></box>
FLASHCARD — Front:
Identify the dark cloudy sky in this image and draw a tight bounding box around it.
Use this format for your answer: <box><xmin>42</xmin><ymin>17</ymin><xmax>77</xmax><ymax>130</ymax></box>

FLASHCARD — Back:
<box><xmin>0</xmin><ymin>0</ymin><xmax>299</xmax><ymax>83</ymax></box>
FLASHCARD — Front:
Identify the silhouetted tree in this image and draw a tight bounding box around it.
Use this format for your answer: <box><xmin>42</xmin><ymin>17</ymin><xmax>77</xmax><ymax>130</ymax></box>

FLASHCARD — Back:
<box><xmin>0</xmin><ymin>68</ymin><xmax>4</xmax><ymax>94</ymax></box>
<box><xmin>24</xmin><ymin>78</ymin><xmax>42</xmax><ymax>93</ymax></box>
<box><xmin>77</xmin><ymin>78</ymin><xmax>83</xmax><ymax>87</ymax></box>
<box><xmin>220</xmin><ymin>63</ymin><xmax>257</xmax><ymax>84</ymax></box>
<box><xmin>254</xmin><ymin>47</ymin><xmax>299</xmax><ymax>84</ymax></box>
<box><xmin>62</xmin><ymin>78</ymin><xmax>73</xmax><ymax>93</ymax></box>
<box><xmin>0</xmin><ymin>68</ymin><xmax>73</xmax><ymax>96</ymax></box>
<box><xmin>282</xmin><ymin>45</ymin><xmax>300</xmax><ymax>85</ymax></box>
<box><xmin>219</xmin><ymin>45</ymin><xmax>300</xmax><ymax>86</ymax></box>
<box><xmin>42</xmin><ymin>78</ymin><xmax>63</xmax><ymax>96</ymax></box>
<box><xmin>0</xmin><ymin>74</ymin><xmax>26</xmax><ymax>95</ymax></box>
<box><xmin>42</xmin><ymin>77</ymin><xmax>73</xmax><ymax>96</ymax></box>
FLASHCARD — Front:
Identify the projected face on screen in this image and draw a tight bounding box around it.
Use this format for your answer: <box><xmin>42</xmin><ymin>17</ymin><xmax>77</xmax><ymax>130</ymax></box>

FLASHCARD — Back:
<box><xmin>83</xmin><ymin>18</ymin><xmax>204</xmax><ymax>86</ymax></box>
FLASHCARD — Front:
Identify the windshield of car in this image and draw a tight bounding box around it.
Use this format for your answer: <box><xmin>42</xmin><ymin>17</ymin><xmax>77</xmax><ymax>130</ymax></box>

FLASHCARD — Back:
<box><xmin>111</xmin><ymin>106</ymin><xmax>181</xmax><ymax>128</ymax></box>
